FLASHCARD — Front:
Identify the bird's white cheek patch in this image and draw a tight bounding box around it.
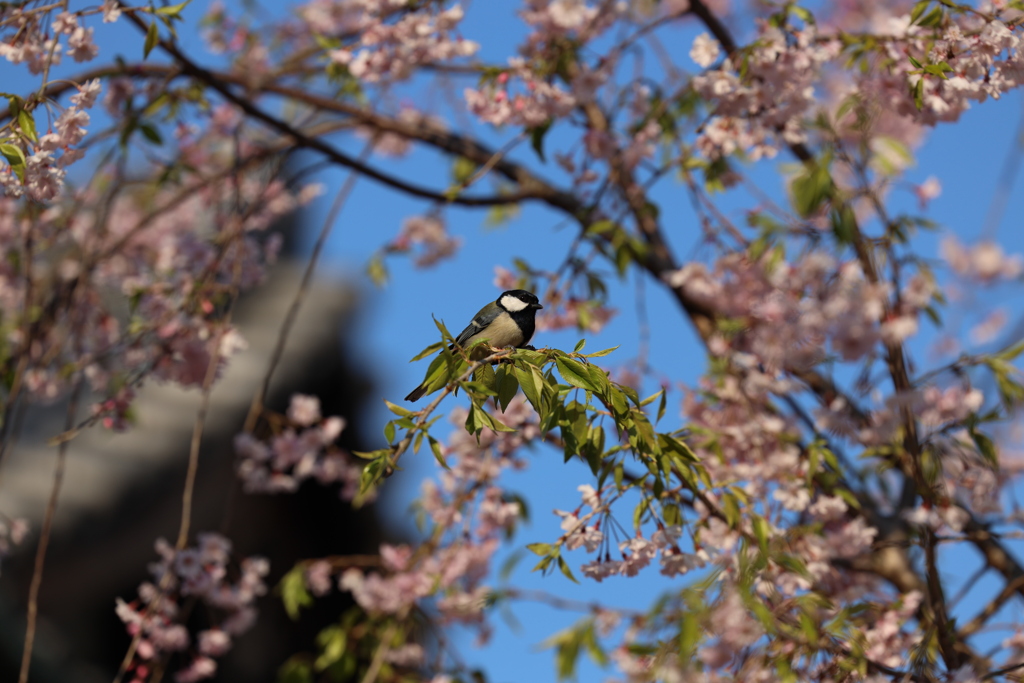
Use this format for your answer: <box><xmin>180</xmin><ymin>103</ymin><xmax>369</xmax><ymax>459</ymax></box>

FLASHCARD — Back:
<box><xmin>500</xmin><ymin>295</ymin><xmax>528</xmax><ymax>312</ymax></box>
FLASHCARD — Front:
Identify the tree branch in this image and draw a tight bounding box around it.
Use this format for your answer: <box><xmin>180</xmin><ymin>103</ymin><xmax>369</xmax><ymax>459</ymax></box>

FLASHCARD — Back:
<box><xmin>120</xmin><ymin>18</ymin><xmax>550</xmax><ymax>208</ymax></box>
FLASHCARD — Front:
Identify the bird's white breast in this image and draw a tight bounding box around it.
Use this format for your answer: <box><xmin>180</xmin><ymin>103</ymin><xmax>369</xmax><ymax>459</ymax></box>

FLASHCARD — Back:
<box><xmin>499</xmin><ymin>294</ymin><xmax>529</xmax><ymax>312</ymax></box>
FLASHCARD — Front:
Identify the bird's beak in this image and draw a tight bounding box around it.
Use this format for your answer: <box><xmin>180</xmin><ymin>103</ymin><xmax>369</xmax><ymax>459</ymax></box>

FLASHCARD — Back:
<box><xmin>531</xmin><ymin>302</ymin><xmax>544</xmax><ymax>309</ymax></box>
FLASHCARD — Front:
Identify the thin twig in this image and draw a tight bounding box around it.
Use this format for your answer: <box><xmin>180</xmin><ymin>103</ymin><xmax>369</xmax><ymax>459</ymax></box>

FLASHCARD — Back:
<box><xmin>121</xmin><ymin>15</ymin><xmax>541</xmax><ymax>208</ymax></box>
<box><xmin>949</xmin><ymin>564</ymin><xmax>990</xmax><ymax>609</ymax></box>
<box><xmin>177</xmin><ymin>325</ymin><xmax>229</xmax><ymax>549</ymax></box>
<box><xmin>18</xmin><ymin>380</ymin><xmax>82</xmax><ymax>683</ymax></box>
<box><xmin>359</xmin><ymin>623</ymin><xmax>397</xmax><ymax>683</ymax></box>
<box><xmin>241</xmin><ymin>140</ymin><xmax>372</xmax><ymax>433</ymax></box>
<box><xmin>984</xmin><ymin>660</ymin><xmax>1024</xmax><ymax>680</ymax></box>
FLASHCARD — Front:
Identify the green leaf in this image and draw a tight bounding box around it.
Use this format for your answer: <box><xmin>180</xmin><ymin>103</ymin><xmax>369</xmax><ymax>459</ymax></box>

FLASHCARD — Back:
<box><xmin>573</xmin><ymin>338</ymin><xmax>586</xmax><ymax>352</ymax></box>
<box><xmin>639</xmin><ymin>389</ymin><xmax>662</xmax><ymax>407</ymax></box>
<box><xmin>495</xmin><ymin>364</ymin><xmax>520</xmax><ymax>412</ymax></box>
<box><xmin>467</xmin><ymin>403</ymin><xmax>516</xmax><ymax>435</ymax></box>
<box><xmin>586</xmin><ymin>365</ymin><xmax>610</xmax><ymax>394</ymax></box>
<box><xmin>923</xmin><ymin>62</ymin><xmax>952</xmax><ymax>79</ymax></box>
<box><xmin>790</xmin><ymin>163</ymin><xmax>833</xmax><ymax>217</ymax></box>
<box><xmin>17</xmin><ymin>109</ymin><xmax>37</xmax><ymax>143</ymax></box>
<box><xmin>0</xmin><ymin>143</ymin><xmax>26</xmax><ymax>182</ymax></box>
<box><xmin>723</xmin><ymin>493</ymin><xmax>741</xmax><ymax>528</ymax></box>
<box><xmin>384</xmin><ymin>399</ymin><xmax>415</xmax><ymax>417</ymax></box>
<box><xmin>970</xmin><ymin>427</ymin><xmax>999</xmax><ymax>467</ymax></box>
<box><xmin>422</xmin><ymin>352</ymin><xmax>463</xmax><ymax>395</ymax></box>
<box><xmin>791</xmin><ymin>5</ymin><xmax>815</xmax><ymax>24</ymax></box>
<box><xmin>155</xmin><ymin>0</ymin><xmax>191</xmax><ymax>18</ymax></box>
<box><xmin>633</xmin><ymin>497</ymin><xmax>650</xmax><ymax>529</ymax></box>
<box><xmin>484</xmin><ymin>404</ymin><xmax>516</xmax><ymax>432</ymax></box>
<box><xmin>581</xmin><ymin>621</ymin><xmax>607</xmax><ymax>666</ymax></box>
<box><xmin>278</xmin><ymin>657</ymin><xmax>313</xmax><ymax>683</ymax></box>
<box><xmin>351</xmin><ymin>448</ymin><xmax>389</xmax><ymax>461</ymax></box>
<box><xmin>996</xmin><ymin>340</ymin><xmax>1024</xmax><ymax>362</ymax></box>
<box><xmin>314</xmin><ymin>625</ymin><xmax>347</xmax><ymax>671</ymax></box>
<box><xmin>357</xmin><ymin>456</ymin><xmax>389</xmax><ymax>496</ymax></box>
<box><xmin>557</xmin><ymin>555</ymin><xmax>579</xmax><ymax>584</ymax></box>
<box><xmin>452</xmin><ymin>156</ymin><xmax>477</xmax><ymax>184</ymax></box>
<box><xmin>465</xmin><ymin>401</ymin><xmax>481</xmax><ymax>434</ymax></box>
<box><xmin>366</xmin><ymin>253</ymin><xmax>388</xmax><ymax>287</ymax></box>
<box><xmin>752</xmin><ymin>515</ymin><xmax>770</xmax><ymax>556</ymax></box>
<box><xmin>607</xmin><ymin>387</ymin><xmax>629</xmax><ymax>417</ymax></box>
<box><xmin>138</xmin><ymin>122</ymin><xmax>163</xmax><ymax>145</ymax></box>
<box><xmin>383</xmin><ymin>420</ymin><xmax>395</xmax><ymax>444</ymax></box>
<box><xmin>410</xmin><ymin>341</ymin><xmax>444</xmax><ymax>362</ymax></box>
<box><xmin>663</xmin><ymin>503</ymin><xmax>682</xmax><ymax>526</ymax></box>
<box><xmin>583</xmin><ymin>345</ymin><xmax>619</xmax><ymax>358</ymax></box>
<box><xmin>144</xmin><ymin>21</ymin><xmax>160</xmax><ymax>58</ymax></box>
<box><xmin>474</xmin><ymin>362</ymin><xmax>497</xmax><ymax>393</ymax></box>
<box><xmin>585</xmin><ymin>220</ymin><xmax>617</xmax><ymax>236</ymax></box>
<box><xmin>831</xmin><ymin>204</ymin><xmax>858</xmax><ymax>245</ymax></box>
<box><xmin>532</xmin><ymin>555</ymin><xmax>554</xmax><ymax>573</ymax></box>
<box><xmin>909</xmin><ymin>0</ymin><xmax>930</xmax><ymax>24</ymax></box>
<box><xmin>432</xmin><ymin>315</ymin><xmax>456</xmax><ymax>344</ymax></box>
<box><xmin>428</xmin><ymin>435</ymin><xmax>449</xmax><ymax>469</ymax></box>
<box><xmin>514</xmin><ymin>362</ymin><xmax>544</xmax><ymax>412</ymax></box>
<box><xmin>499</xmin><ymin>549</ymin><xmax>525</xmax><ymax>581</ymax></box>
<box><xmin>530</xmin><ymin>120</ymin><xmax>552</xmax><ymax>162</ymax></box>
<box><xmin>279</xmin><ymin>566</ymin><xmax>313</xmax><ymax>620</ymax></box>
<box><xmin>556</xmin><ymin>357</ymin><xmax>597</xmax><ymax>392</ymax></box>
<box><xmin>527</xmin><ymin>542</ymin><xmax>553</xmax><ymax>556</ymax></box>
<box><xmin>485</xmin><ymin>202</ymin><xmax>521</xmax><ymax>227</ymax></box>
<box><xmin>918</xmin><ymin>5</ymin><xmax>944</xmax><ymax>27</ymax></box>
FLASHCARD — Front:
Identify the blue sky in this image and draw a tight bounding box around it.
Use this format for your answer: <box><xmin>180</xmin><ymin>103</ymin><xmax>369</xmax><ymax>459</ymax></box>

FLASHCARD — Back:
<box><xmin>14</xmin><ymin>0</ymin><xmax>1024</xmax><ymax>680</ymax></box>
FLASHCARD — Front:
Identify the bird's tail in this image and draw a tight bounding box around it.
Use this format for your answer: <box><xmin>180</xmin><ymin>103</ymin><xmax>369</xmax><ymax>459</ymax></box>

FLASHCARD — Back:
<box><xmin>404</xmin><ymin>384</ymin><xmax>427</xmax><ymax>402</ymax></box>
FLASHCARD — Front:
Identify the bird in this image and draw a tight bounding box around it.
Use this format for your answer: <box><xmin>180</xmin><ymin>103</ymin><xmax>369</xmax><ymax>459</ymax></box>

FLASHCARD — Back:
<box><xmin>404</xmin><ymin>289</ymin><xmax>543</xmax><ymax>402</ymax></box>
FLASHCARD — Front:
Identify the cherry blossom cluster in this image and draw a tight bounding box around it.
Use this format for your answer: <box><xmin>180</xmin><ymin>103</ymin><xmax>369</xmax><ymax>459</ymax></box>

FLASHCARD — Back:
<box><xmin>860</xmin><ymin>590</ymin><xmax>924</xmax><ymax>669</ymax></box>
<box><xmin>690</xmin><ymin>9</ymin><xmax>1024</xmax><ymax>164</ymax></box>
<box><xmin>852</xmin><ymin>15</ymin><xmax>1024</xmax><ymax>128</ymax></box>
<box><xmin>391</xmin><ymin>214</ymin><xmax>462</xmax><ymax>268</ymax></box>
<box><xmin>311</xmin><ymin>2</ymin><xmax>478</xmax><ymax>83</ymax></box>
<box><xmin>518</xmin><ymin>0</ymin><xmax>625</xmax><ymax>51</ymax></box>
<box><xmin>816</xmin><ymin>383</ymin><xmax>984</xmax><ymax>450</ymax></box>
<box><xmin>115</xmin><ymin>533</ymin><xmax>268</xmax><ymax>683</ymax></box>
<box><xmin>0</xmin><ymin>77</ymin><xmax>103</xmax><ymax>201</ymax></box>
<box><xmin>940</xmin><ymin>235</ymin><xmax>1023</xmax><ymax>283</ymax></box>
<box><xmin>0</xmin><ymin>2</ymin><xmax>112</xmax><ymax>72</ymax></box>
<box><xmin>667</xmin><ymin>252</ymin><xmax>935</xmax><ymax>370</ymax></box>
<box><xmin>235</xmin><ymin>394</ymin><xmax>364</xmax><ymax>499</ymax></box>
<box><xmin>0</xmin><ymin>116</ymin><xmax>319</xmax><ymax>426</ymax></box>
<box><xmin>0</xmin><ymin>1</ymin><xmax>112</xmax><ymax>201</ymax></box>
<box><xmin>465</xmin><ymin>58</ymin><xmax>577</xmax><ymax>127</ymax></box>
<box><xmin>691</xmin><ymin>23</ymin><xmax>840</xmax><ymax>160</ymax></box>
<box><xmin>607</xmin><ymin>569</ymin><xmax>930</xmax><ymax>681</ymax></box>
<box><xmin>357</xmin><ymin>107</ymin><xmax>447</xmax><ymax>158</ymax></box>
<box><xmin>536</xmin><ymin>296</ymin><xmax>617</xmax><ymax>334</ymax></box>
<box><xmin>338</xmin><ymin>397</ymin><xmax>535</xmax><ymax>638</ymax></box>
<box><xmin>553</xmin><ymin>485</ymin><xmax>713</xmax><ymax>584</ymax></box>
<box><xmin>580</xmin><ymin>518</ymin><xmax>711</xmax><ymax>583</ymax></box>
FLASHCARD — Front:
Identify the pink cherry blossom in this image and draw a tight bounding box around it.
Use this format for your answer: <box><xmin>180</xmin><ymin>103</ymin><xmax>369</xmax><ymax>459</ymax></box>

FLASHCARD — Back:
<box><xmin>690</xmin><ymin>32</ymin><xmax>721</xmax><ymax>68</ymax></box>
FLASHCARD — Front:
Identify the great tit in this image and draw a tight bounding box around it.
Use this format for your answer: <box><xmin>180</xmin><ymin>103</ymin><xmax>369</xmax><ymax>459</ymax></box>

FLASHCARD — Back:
<box><xmin>404</xmin><ymin>289</ymin><xmax>543</xmax><ymax>402</ymax></box>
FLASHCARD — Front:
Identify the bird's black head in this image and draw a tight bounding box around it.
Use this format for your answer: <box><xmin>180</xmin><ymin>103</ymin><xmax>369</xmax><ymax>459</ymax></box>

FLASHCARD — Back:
<box><xmin>497</xmin><ymin>289</ymin><xmax>543</xmax><ymax>313</ymax></box>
